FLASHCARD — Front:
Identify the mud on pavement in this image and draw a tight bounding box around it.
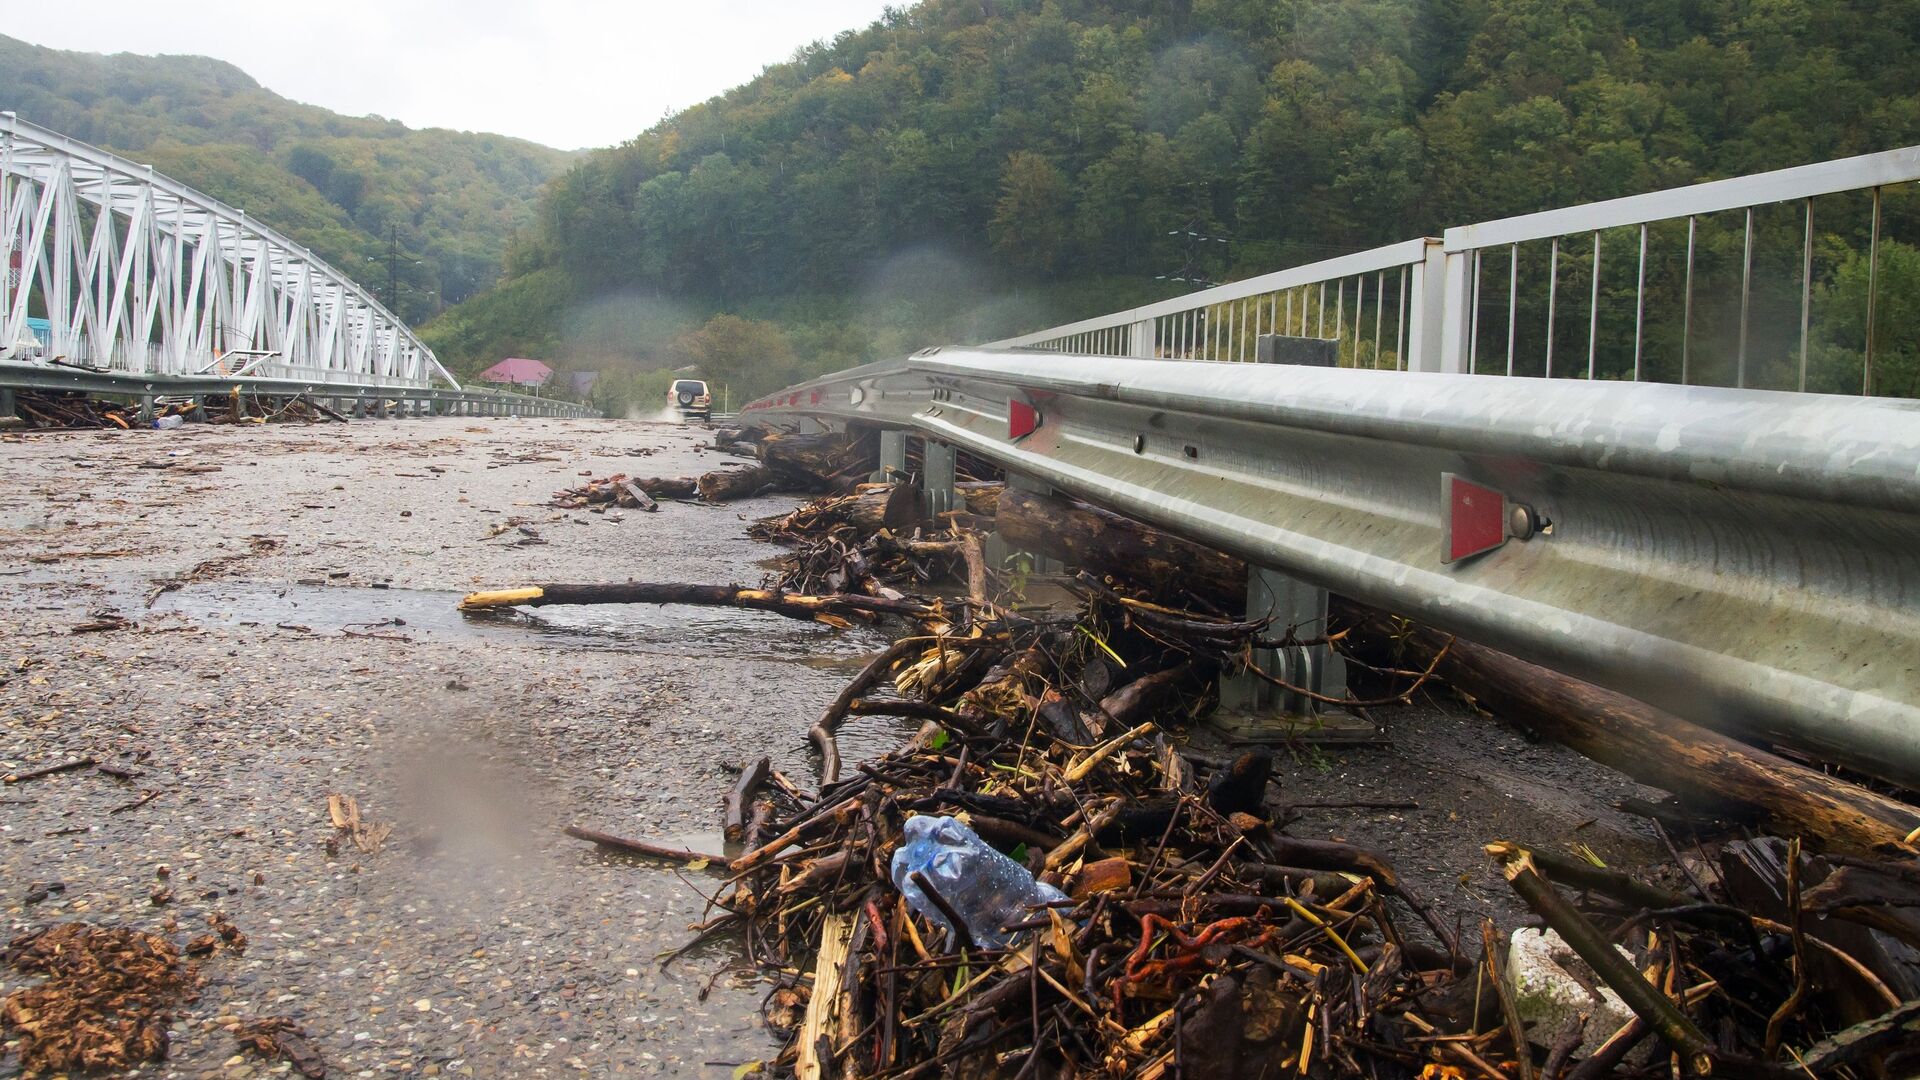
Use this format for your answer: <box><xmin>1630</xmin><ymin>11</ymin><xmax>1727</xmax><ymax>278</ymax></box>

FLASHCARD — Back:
<box><xmin>0</xmin><ymin>418</ymin><xmax>1668</xmax><ymax>1077</ymax></box>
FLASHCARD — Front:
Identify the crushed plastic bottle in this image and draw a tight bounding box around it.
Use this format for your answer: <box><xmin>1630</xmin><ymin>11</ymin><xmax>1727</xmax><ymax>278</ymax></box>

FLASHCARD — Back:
<box><xmin>151</xmin><ymin>414</ymin><xmax>185</xmax><ymax>430</ymax></box>
<box><xmin>889</xmin><ymin>814</ymin><xmax>1066</xmax><ymax>950</ymax></box>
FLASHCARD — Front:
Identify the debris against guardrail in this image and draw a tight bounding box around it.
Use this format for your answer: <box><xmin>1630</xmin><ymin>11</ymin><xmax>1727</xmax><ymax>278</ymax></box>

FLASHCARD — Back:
<box><xmin>463</xmin><ymin>428</ymin><xmax>1920</xmax><ymax>1078</ymax></box>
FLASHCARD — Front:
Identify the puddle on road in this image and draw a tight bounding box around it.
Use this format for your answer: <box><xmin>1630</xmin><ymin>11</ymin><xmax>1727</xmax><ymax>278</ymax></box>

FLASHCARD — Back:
<box><xmin>154</xmin><ymin>582</ymin><xmax>924</xmax><ymax>765</ymax></box>
<box><xmin>152</xmin><ymin>580</ymin><xmax>894</xmax><ymax>667</ymax></box>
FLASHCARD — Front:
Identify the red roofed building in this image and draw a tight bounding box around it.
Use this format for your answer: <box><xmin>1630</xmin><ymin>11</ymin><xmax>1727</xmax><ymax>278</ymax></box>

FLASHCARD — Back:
<box><xmin>477</xmin><ymin>357</ymin><xmax>554</xmax><ymax>387</ymax></box>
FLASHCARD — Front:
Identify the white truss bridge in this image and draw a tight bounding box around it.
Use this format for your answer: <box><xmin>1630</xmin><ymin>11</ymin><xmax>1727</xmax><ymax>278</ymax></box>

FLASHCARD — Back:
<box><xmin>0</xmin><ymin>112</ymin><xmax>587</xmax><ymax>417</ymax></box>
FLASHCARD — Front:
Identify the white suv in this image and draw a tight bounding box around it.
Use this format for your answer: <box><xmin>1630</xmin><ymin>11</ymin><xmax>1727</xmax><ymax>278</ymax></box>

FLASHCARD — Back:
<box><xmin>668</xmin><ymin>379</ymin><xmax>712</xmax><ymax>420</ymax></box>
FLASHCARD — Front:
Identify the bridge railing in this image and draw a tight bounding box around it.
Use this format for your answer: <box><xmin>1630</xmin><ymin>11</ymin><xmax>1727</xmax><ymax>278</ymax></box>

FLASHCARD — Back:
<box><xmin>991</xmin><ymin>145</ymin><xmax>1920</xmax><ymax>396</ymax></box>
<box><xmin>991</xmin><ymin>238</ymin><xmax>1431</xmax><ymax>369</ymax></box>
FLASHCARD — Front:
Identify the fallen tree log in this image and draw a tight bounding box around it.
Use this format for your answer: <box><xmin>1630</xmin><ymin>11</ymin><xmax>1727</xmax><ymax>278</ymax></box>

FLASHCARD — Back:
<box><xmin>990</xmin><ymin>486</ymin><xmax>1920</xmax><ymax>856</ymax></box>
<box><xmin>1344</xmin><ymin>611</ymin><xmax>1920</xmax><ymax>856</ymax></box>
<box><xmin>459</xmin><ymin>582</ymin><xmax>941</xmax><ymax>625</ymax></box>
<box><xmin>758</xmin><ymin>430</ymin><xmax>874</xmax><ymax>490</ymax></box>
<box><xmin>698</xmin><ymin>464</ymin><xmax>771</xmax><ymax>502</ymax></box>
<box><xmin>995</xmin><ymin>487</ymin><xmax>1243</xmax><ymax>607</ymax></box>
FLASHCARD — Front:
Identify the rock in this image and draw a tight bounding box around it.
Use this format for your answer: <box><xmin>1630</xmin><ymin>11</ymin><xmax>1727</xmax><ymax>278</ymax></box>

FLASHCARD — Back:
<box><xmin>1506</xmin><ymin>927</ymin><xmax>1642</xmax><ymax>1057</ymax></box>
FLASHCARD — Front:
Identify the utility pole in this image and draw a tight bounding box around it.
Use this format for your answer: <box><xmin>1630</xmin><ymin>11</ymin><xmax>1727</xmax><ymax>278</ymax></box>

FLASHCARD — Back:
<box><xmin>386</xmin><ymin>224</ymin><xmax>399</xmax><ymax>311</ymax></box>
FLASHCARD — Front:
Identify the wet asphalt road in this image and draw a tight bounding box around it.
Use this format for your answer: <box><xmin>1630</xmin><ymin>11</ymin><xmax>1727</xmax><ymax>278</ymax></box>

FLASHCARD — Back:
<box><xmin>0</xmin><ymin>417</ymin><xmax>1671</xmax><ymax>1078</ymax></box>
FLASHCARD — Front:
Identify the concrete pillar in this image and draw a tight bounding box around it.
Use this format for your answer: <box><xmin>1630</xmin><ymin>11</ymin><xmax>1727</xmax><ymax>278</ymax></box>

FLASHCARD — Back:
<box><xmin>138</xmin><ymin>395</ymin><xmax>156</xmax><ymax>424</ymax></box>
<box><xmin>1218</xmin><ymin>565</ymin><xmax>1348</xmax><ymax>717</ymax></box>
<box><xmin>0</xmin><ymin>387</ymin><xmax>15</xmax><ymax>422</ymax></box>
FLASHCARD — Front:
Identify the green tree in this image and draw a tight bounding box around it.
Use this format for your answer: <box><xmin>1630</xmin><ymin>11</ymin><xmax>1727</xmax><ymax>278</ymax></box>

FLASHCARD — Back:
<box><xmin>989</xmin><ymin>151</ymin><xmax>1070</xmax><ymax>276</ymax></box>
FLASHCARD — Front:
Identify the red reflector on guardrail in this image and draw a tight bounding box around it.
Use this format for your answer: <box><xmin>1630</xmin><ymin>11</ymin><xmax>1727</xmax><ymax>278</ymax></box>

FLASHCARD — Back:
<box><xmin>1009</xmin><ymin>400</ymin><xmax>1040</xmax><ymax>439</ymax></box>
<box><xmin>1442</xmin><ymin>473</ymin><xmax>1508</xmax><ymax>563</ymax></box>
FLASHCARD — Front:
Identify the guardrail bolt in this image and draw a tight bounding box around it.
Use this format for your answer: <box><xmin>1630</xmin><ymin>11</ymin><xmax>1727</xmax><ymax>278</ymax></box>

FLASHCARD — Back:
<box><xmin>1508</xmin><ymin>503</ymin><xmax>1547</xmax><ymax>541</ymax></box>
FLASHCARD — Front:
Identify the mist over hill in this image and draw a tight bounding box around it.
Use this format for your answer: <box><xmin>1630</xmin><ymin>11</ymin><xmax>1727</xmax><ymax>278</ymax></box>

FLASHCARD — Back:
<box><xmin>0</xmin><ymin>34</ymin><xmax>572</xmax><ymax>323</ymax></box>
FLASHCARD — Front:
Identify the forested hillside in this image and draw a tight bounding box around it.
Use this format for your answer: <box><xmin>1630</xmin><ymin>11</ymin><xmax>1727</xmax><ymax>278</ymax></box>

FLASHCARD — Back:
<box><xmin>0</xmin><ymin>35</ymin><xmax>570</xmax><ymax>323</ymax></box>
<box><xmin>428</xmin><ymin>0</ymin><xmax>1920</xmax><ymax>409</ymax></box>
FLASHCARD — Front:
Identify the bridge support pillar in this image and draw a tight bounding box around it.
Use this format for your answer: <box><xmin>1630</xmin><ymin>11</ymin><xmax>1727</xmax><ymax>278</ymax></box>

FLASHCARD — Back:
<box><xmin>1214</xmin><ymin>565</ymin><xmax>1353</xmax><ymax>739</ymax></box>
<box><xmin>921</xmin><ymin>438</ymin><xmax>956</xmax><ymax>518</ymax></box>
<box><xmin>872</xmin><ymin>430</ymin><xmax>908</xmax><ymax>483</ymax></box>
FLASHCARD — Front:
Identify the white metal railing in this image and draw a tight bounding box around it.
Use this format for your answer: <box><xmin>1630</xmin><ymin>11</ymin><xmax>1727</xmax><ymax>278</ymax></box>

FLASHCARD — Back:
<box><xmin>990</xmin><ymin>145</ymin><xmax>1920</xmax><ymax>396</ymax></box>
<box><xmin>993</xmin><ymin>239</ymin><xmax>1430</xmax><ymax>369</ymax></box>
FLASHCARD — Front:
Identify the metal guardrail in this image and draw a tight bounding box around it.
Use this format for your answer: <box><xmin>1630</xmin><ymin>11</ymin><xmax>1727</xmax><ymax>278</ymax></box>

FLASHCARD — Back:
<box><xmin>743</xmin><ymin>348</ymin><xmax>1920</xmax><ymax>788</ymax></box>
<box><xmin>0</xmin><ymin>361</ymin><xmax>597</xmax><ymax>419</ymax></box>
<box><xmin>989</xmin><ymin>145</ymin><xmax>1920</xmax><ymax>397</ymax></box>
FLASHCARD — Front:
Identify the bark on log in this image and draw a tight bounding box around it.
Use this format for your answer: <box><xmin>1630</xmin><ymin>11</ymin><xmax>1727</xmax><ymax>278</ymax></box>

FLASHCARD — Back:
<box><xmin>638</xmin><ymin>476</ymin><xmax>699</xmax><ymax>499</ymax></box>
<box><xmin>460</xmin><ymin>582</ymin><xmax>939</xmax><ymax>625</ymax></box>
<box><xmin>994</xmin><ymin>488</ymin><xmax>1243</xmax><ymax>606</ymax></box>
<box><xmin>991</xmin><ymin>486</ymin><xmax>1920</xmax><ymax>856</ymax></box>
<box><xmin>618</xmin><ymin>481</ymin><xmax>659</xmax><ymax>512</ymax></box>
<box><xmin>698</xmin><ymin>465</ymin><xmax>771</xmax><ymax>502</ymax></box>
<box><xmin>759</xmin><ymin>431</ymin><xmax>874</xmax><ymax>489</ymax></box>
<box><xmin>1347</xmin><ymin>612</ymin><xmax>1920</xmax><ymax>856</ymax></box>
<box><xmin>813</xmin><ymin>483</ymin><xmax>1002</xmax><ymax>533</ymax></box>
<box><xmin>725</xmin><ymin>756</ymin><xmax>772</xmax><ymax>843</ymax></box>
<box><xmin>564</xmin><ymin>825</ymin><xmax>732</xmax><ymax>868</ymax></box>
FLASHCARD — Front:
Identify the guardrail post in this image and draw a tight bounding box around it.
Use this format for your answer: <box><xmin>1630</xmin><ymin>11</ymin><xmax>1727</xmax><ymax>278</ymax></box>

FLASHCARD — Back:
<box><xmin>137</xmin><ymin>395</ymin><xmax>155</xmax><ymax>425</ymax></box>
<box><xmin>1217</xmin><ymin>565</ymin><xmax>1350</xmax><ymax>732</ymax></box>
<box><xmin>0</xmin><ymin>387</ymin><xmax>14</xmax><ymax>423</ymax></box>
<box><xmin>1129</xmin><ymin>318</ymin><xmax>1156</xmax><ymax>359</ymax></box>
<box><xmin>872</xmin><ymin>431</ymin><xmax>908</xmax><ymax>483</ymax></box>
<box><xmin>922</xmin><ymin>439</ymin><xmax>957</xmax><ymax>517</ymax></box>
<box><xmin>991</xmin><ymin>473</ymin><xmax>1066</xmax><ymax>576</ymax></box>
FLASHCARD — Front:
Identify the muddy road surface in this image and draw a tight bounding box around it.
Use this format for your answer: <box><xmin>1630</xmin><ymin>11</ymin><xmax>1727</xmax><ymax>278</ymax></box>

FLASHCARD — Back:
<box><xmin>0</xmin><ymin>418</ymin><xmax>1667</xmax><ymax>1077</ymax></box>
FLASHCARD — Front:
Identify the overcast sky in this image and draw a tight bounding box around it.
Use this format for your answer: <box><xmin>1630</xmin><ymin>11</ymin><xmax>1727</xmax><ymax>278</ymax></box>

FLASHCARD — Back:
<box><xmin>11</xmin><ymin>0</ymin><xmax>899</xmax><ymax>149</ymax></box>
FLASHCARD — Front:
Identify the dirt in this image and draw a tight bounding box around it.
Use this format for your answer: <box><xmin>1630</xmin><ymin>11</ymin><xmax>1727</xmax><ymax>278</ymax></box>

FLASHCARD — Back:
<box><xmin>0</xmin><ymin>416</ymin><xmax>1671</xmax><ymax>1077</ymax></box>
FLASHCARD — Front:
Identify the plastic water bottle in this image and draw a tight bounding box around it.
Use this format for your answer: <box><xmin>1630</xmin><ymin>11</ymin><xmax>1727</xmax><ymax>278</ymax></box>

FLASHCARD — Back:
<box><xmin>889</xmin><ymin>814</ymin><xmax>1066</xmax><ymax>949</ymax></box>
<box><xmin>152</xmin><ymin>414</ymin><xmax>185</xmax><ymax>430</ymax></box>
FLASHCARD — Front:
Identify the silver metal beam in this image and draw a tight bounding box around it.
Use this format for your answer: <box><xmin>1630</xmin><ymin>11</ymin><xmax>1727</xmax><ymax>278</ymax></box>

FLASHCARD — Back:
<box><xmin>745</xmin><ymin>349</ymin><xmax>1920</xmax><ymax>787</ymax></box>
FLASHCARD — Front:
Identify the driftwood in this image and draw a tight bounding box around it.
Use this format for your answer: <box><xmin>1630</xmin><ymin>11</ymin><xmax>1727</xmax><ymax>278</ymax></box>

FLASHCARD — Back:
<box><xmin>725</xmin><ymin>756</ymin><xmax>772</xmax><ymax>843</ymax></box>
<box><xmin>1348</xmin><ymin>613</ymin><xmax>1920</xmax><ymax>856</ymax></box>
<box><xmin>459</xmin><ymin>582</ymin><xmax>940</xmax><ymax>625</ymax></box>
<box><xmin>619</xmin><ymin>480</ymin><xmax>659</xmax><ymax>512</ymax></box>
<box><xmin>5</xmin><ymin>758</ymin><xmax>97</xmax><ymax>784</ymax></box>
<box><xmin>563</xmin><ymin>825</ymin><xmax>731</xmax><ymax>868</ymax></box>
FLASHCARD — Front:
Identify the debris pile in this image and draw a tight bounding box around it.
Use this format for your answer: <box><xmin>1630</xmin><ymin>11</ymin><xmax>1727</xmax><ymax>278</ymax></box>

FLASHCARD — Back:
<box><xmin>7</xmin><ymin>387</ymin><xmax>349</xmax><ymax>430</ymax></box>
<box><xmin>9</xmin><ymin>389</ymin><xmax>189</xmax><ymax>430</ymax></box>
<box><xmin>234</xmin><ymin>1016</ymin><xmax>328</xmax><ymax>1078</ymax></box>
<box><xmin>0</xmin><ymin>922</ymin><xmax>194</xmax><ymax>1073</ymax></box>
